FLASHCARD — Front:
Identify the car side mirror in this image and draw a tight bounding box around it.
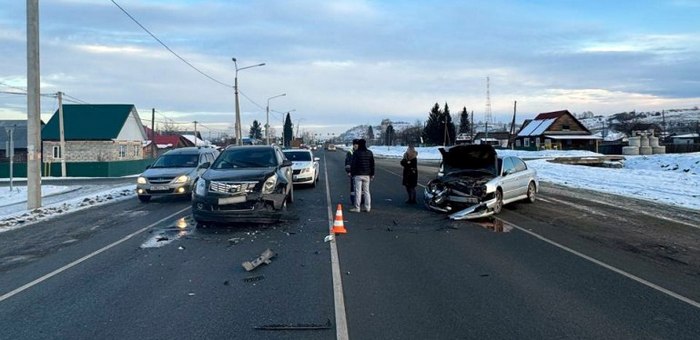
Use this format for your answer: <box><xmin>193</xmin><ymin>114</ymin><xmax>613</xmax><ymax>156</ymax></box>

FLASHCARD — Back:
<box><xmin>198</xmin><ymin>162</ymin><xmax>210</xmax><ymax>169</ymax></box>
<box><xmin>314</xmin><ymin>157</ymin><xmax>320</xmax><ymax>161</ymax></box>
<box><xmin>281</xmin><ymin>159</ymin><xmax>293</xmax><ymax>167</ymax></box>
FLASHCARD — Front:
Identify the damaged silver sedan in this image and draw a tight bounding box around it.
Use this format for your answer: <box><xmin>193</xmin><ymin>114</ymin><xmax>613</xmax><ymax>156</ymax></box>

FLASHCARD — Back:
<box><xmin>424</xmin><ymin>144</ymin><xmax>538</xmax><ymax>220</ymax></box>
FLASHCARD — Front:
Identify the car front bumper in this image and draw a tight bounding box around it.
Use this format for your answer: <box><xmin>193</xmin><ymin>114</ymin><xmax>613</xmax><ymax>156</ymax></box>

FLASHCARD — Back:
<box><xmin>136</xmin><ymin>183</ymin><xmax>193</xmax><ymax>197</ymax></box>
<box><xmin>191</xmin><ymin>192</ymin><xmax>287</xmax><ymax>224</ymax></box>
<box><xmin>424</xmin><ymin>189</ymin><xmax>497</xmax><ymax>220</ymax></box>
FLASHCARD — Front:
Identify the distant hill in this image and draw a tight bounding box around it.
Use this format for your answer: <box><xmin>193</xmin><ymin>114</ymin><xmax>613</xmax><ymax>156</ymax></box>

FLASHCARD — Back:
<box><xmin>579</xmin><ymin>107</ymin><xmax>699</xmax><ymax>140</ymax></box>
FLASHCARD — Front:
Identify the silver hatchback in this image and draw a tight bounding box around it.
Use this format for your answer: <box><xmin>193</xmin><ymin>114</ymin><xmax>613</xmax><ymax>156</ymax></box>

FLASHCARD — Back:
<box><xmin>136</xmin><ymin>147</ymin><xmax>218</xmax><ymax>202</ymax></box>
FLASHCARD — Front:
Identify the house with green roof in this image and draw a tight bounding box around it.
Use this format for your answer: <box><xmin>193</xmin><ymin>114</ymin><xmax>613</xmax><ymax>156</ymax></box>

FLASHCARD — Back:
<box><xmin>42</xmin><ymin>104</ymin><xmax>148</xmax><ymax>164</ymax></box>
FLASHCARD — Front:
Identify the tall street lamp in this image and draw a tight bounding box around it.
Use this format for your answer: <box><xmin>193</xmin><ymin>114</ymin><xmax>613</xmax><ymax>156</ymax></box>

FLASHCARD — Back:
<box><xmin>266</xmin><ymin>93</ymin><xmax>286</xmax><ymax>145</ymax></box>
<box><xmin>233</xmin><ymin>58</ymin><xmax>265</xmax><ymax>146</ymax></box>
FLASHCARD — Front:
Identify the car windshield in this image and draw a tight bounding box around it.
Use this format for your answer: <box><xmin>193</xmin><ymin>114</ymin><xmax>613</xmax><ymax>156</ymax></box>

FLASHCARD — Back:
<box><xmin>212</xmin><ymin>148</ymin><xmax>277</xmax><ymax>169</ymax></box>
<box><xmin>283</xmin><ymin>151</ymin><xmax>311</xmax><ymax>161</ymax></box>
<box><xmin>150</xmin><ymin>154</ymin><xmax>199</xmax><ymax>168</ymax></box>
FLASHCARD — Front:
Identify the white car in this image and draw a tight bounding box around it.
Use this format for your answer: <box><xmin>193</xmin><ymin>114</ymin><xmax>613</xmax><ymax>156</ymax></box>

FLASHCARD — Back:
<box><xmin>283</xmin><ymin>149</ymin><xmax>320</xmax><ymax>187</ymax></box>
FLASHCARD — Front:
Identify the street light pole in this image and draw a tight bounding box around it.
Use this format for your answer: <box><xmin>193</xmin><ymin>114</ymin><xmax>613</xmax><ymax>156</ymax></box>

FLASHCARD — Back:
<box><xmin>266</xmin><ymin>93</ymin><xmax>286</xmax><ymax>145</ymax></box>
<box><xmin>232</xmin><ymin>58</ymin><xmax>265</xmax><ymax>146</ymax></box>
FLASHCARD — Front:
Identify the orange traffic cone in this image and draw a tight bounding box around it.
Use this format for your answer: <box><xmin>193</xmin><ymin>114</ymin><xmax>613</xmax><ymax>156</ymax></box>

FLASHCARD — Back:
<box><xmin>332</xmin><ymin>204</ymin><xmax>347</xmax><ymax>234</ymax></box>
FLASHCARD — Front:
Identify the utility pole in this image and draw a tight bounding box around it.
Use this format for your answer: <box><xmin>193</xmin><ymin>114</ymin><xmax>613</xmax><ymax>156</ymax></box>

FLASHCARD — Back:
<box><xmin>484</xmin><ymin>76</ymin><xmax>492</xmax><ymax>139</ymax></box>
<box><xmin>26</xmin><ymin>0</ymin><xmax>42</xmax><ymax>209</ymax></box>
<box><xmin>193</xmin><ymin>121</ymin><xmax>198</xmax><ymax>146</ymax></box>
<box><xmin>508</xmin><ymin>100</ymin><xmax>517</xmax><ymax>149</ymax></box>
<box><xmin>58</xmin><ymin>91</ymin><xmax>66</xmax><ymax>177</ymax></box>
<box><xmin>5</xmin><ymin>126</ymin><xmax>15</xmax><ymax>191</ymax></box>
<box><xmin>470</xmin><ymin>110</ymin><xmax>474</xmax><ymax>142</ymax></box>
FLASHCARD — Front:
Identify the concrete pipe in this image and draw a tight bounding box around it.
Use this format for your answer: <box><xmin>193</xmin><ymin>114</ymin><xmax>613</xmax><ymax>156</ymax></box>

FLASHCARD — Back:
<box><xmin>622</xmin><ymin>146</ymin><xmax>640</xmax><ymax>155</ymax></box>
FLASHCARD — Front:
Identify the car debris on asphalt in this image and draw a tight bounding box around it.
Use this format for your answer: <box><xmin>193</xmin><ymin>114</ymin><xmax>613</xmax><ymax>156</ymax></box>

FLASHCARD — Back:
<box><xmin>242</xmin><ymin>248</ymin><xmax>276</xmax><ymax>271</ymax></box>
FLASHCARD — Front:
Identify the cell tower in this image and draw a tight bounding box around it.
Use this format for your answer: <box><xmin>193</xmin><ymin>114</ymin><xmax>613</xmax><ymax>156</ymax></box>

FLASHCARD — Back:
<box><xmin>484</xmin><ymin>76</ymin><xmax>493</xmax><ymax>136</ymax></box>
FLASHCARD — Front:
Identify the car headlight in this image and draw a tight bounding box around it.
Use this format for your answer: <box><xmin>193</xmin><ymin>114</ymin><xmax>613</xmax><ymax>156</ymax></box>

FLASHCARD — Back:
<box><xmin>301</xmin><ymin>168</ymin><xmax>311</xmax><ymax>174</ymax></box>
<box><xmin>173</xmin><ymin>175</ymin><xmax>189</xmax><ymax>184</ymax></box>
<box><xmin>263</xmin><ymin>173</ymin><xmax>278</xmax><ymax>194</ymax></box>
<box><xmin>194</xmin><ymin>179</ymin><xmax>207</xmax><ymax>196</ymax></box>
<box><xmin>137</xmin><ymin>176</ymin><xmax>147</xmax><ymax>184</ymax></box>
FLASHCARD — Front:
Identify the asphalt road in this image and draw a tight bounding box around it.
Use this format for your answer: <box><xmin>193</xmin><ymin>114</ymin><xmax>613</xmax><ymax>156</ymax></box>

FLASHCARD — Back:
<box><xmin>0</xmin><ymin>149</ymin><xmax>698</xmax><ymax>339</ymax></box>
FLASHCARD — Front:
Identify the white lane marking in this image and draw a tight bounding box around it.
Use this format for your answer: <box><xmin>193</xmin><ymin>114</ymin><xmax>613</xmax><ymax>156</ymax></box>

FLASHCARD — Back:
<box><xmin>501</xmin><ymin>219</ymin><xmax>700</xmax><ymax>309</ymax></box>
<box><xmin>0</xmin><ymin>207</ymin><xmax>190</xmax><ymax>303</ymax></box>
<box><xmin>540</xmin><ymin>196</ymin><xmax>613</xmax><ymax>218</ymax></box>
<box><xmin>323</xmin><ymin>154</ymin><xmax>349</xmax><ymax>340</ymax></box>
<box><xmin>577</xmin><ymin>194</ymin><xmax>700</xmax><ymax>230</ymax></box>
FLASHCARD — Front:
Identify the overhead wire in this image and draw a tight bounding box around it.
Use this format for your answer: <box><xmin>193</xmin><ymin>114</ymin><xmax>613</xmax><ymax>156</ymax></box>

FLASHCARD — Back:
<box><xmin>110</xmin><ymin>0</ymin><xmax>233</xmax><ymax>89</ymax></box>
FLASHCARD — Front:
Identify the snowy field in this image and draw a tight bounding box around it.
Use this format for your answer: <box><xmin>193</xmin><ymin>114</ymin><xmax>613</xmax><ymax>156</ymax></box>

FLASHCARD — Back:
<box><xmin>0</xmin><ymin>147</ymin><xmax>698</xmax><ymax>233</ymax></box>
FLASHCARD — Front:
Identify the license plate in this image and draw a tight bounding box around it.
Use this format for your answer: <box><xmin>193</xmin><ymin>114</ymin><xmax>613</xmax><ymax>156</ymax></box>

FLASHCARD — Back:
<box><xmin>218</xmin><ymin>196</ymin><xmax>246</xmax><ymax>205</ymax></box>
<box><xmin>151</xmin><ymin>185</ymin><xmax>169</xmax><ymax>191</ymax></box>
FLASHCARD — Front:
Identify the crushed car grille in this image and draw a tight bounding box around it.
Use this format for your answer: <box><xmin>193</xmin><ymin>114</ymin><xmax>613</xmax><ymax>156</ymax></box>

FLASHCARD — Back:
<box><xmin>209</xmin><ymin>181</ymin><xmax>256</xmax><ymax>194</ymax></box>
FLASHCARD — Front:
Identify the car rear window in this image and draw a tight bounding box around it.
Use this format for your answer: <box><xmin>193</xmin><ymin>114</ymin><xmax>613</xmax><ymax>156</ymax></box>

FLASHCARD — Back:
<box><xmin>283</xmin><ymin>151</ymin><xmax>311</xmax><ymax>161</ymax></box>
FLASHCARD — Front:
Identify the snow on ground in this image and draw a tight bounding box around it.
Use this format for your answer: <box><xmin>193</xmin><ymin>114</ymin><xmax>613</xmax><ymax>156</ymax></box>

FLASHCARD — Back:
<box><xmin>0</xmin><ymin>147</ymin><xmax>698</xmax><ymax>233</ymax></box>
<box><xmin>361</xmin><ymin>145</ymin><xmax>700</xmax><ymax>211</ymax></box>
<box><xmin>0</xmin><ymin>184</ymin><xmax>134</xmax><ymax>233</ymax></box>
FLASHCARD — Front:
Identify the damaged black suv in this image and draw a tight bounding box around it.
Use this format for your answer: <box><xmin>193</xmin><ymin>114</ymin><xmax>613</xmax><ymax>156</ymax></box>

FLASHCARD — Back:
<box><xmin>192</xmin><ymin>145</ymin><xmax>294</xmax><ymax>224</ymax></box>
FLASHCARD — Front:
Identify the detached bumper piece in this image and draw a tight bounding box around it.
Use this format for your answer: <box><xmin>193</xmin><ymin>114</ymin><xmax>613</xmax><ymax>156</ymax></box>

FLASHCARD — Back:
<box><xmin>448</xmin><ymin>202</ymin><xmax>494</xmax><ymax>220</ymax></box>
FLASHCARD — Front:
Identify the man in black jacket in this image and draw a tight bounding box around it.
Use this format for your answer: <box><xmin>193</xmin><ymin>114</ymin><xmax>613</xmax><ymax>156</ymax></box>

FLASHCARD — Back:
<box><xmin>349</xmin><ymin>139</ymin><xmax>374</xmax><ymax>212</ymax></box>
<box><xmin>345</xmin><ymin>139</ymin><xmax>360</xmax><ymax>206</ymax></box>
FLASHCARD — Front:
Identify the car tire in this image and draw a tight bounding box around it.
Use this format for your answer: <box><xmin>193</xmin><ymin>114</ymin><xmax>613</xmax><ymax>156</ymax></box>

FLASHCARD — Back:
<box><xmin>311</xmin><ymin>175</ymin><xmax>317</xmax><ymax>188</ymax></box>
<box><xmin>493</xmin><ymin>189</ymin><xmax>503</xmax><ymax>214</ymax></box>
<box><xmin>526</xmin><ymin>182</ymin><xmax>536</xmax><ymax>203</ymax></box>
<box><xmin>138</xmin><ymin>195</ymin><xmax>151</xmax><ymax>203</ymax></box>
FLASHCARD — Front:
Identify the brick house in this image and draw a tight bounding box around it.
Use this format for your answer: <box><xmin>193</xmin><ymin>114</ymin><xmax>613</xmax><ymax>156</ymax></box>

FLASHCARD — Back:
<box><xmin>514</xmin><ymin>110</ymin><xmax>602</xmax><ymax>151</ymax></box>
<box><xmin>42</xmin><ymin>104</ymin><xmax>148</xmax><ymax>163</ymax></box>
<box><xmin>0</xmin><ymin>120</ymin><xmax>46</xmax><ymax>163</ymax></box>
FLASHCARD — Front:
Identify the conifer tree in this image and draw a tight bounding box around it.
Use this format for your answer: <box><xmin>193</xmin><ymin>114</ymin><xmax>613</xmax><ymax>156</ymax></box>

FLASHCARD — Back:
<box><xmin>422</xmin><ymin>103</ymin><xmax>442</xmax><ymax>145</ymax></box>
<box><xmin>283</xmin><ymin>113</ymin><xmax>293</xmax><ymax>147</ymax></box>
<box><xmin>459</xmin><ymin>107</ymin><xmax>470</xmax><ymax>135</ymax></box>
<box><xmin>249</xmin><ymin>120</ymin><xmax>263</xmax><ymax>140</ymax></box>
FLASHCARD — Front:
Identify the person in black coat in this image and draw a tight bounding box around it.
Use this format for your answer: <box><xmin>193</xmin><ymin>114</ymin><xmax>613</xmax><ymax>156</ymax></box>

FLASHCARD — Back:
<box><xmin>349</xmin><ymin>139</ymin><xmax>374</xmax><ymax>212</ymax></box>
<box><xmin>400</xmin><ymin>144</ymin><xmax>418</xmax><ymax>204</ymax></box>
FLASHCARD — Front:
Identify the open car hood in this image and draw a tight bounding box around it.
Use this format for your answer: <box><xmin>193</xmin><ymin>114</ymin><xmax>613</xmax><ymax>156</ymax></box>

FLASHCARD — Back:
<box><xmin>439</xmin><ymin>144</ymin><xmax>498</xmax><ymax>176</ymax></box>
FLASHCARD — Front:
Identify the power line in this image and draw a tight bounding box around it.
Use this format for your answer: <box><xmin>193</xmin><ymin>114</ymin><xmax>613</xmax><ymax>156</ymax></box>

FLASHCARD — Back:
<box><xmin>238</xmin><ymin>89</ymin><xmax>265</xmax><ymax>111</ymax></box>
<box><xmin>110</xmin><ymin>0</ymin><xmax>233</xmax><ymax>88</ymax></box>
<box><xmin>0</xmin><ymin>81</ymin><xmax>27</xmax><ymax>93</ymax></box>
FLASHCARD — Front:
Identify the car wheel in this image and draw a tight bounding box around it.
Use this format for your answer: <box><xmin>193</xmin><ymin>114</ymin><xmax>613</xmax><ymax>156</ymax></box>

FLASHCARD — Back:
<box><xmin>493</xmin><ymin>189</ymin><xmax>503</xmax><ymax>214</ymax></box>
<box><xmin>138</xmin><ymin>195</ymin><xmax>151</xmax><ymax>203</ymax></box>
<box><xmin>311</xmin><ymin>175</ymin><xmax>317</xmax><ymax>187</ymax></box>
<box><xmin>526</xmin><ymin>182</ymin><xmax>536</xmax><ymax>203</ymax></box>
<box><xmin>287</xmin><ymin>185</ymin><xmax>294</xmax><ymax>204</ymax></box>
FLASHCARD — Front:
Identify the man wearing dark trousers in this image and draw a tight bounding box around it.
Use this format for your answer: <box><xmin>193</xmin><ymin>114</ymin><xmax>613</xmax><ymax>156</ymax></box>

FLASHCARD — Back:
<box><xmin>349</xmin><ymin>139</ymin><xmax>374</xmax><ymax>213</ymax></box>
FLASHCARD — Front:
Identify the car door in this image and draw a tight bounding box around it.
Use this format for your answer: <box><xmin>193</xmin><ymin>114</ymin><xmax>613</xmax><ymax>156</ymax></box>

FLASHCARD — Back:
<box><xmin>499</xmin><ymin>157</ymin><xmax>519</xmax><ymax>202</ymax></box>
<box><xmin>511</xmin><ymin>157</ymin><xmax>530</xmax><ymax>197</ymax></box>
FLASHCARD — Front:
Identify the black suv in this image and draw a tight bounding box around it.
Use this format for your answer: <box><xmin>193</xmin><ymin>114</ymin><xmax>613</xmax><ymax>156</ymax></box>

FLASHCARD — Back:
<box><xmin>192</xmin><ymin>145</ymin><xmax>293</xmax><ymax>224</ymax></box>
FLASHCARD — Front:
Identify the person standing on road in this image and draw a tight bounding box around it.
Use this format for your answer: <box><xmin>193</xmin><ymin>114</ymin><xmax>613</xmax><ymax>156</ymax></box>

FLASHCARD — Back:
<box><xmin>345</xmin><ymin>139</ymin><xmax>360</xmax><ymax>206</ymax></box>
<box><xmin>349</xmin><ymin>139</ymin><xmax>374</xmax><ymax>213</ymax></box>
<box><xmin>400</xmin><ymin>144</ymin><xmax>418</xmax><ymax>204</ymax></box>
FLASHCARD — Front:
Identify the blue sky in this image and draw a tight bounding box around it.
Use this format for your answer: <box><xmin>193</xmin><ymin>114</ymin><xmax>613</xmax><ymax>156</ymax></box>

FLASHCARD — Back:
<box><xmin>1</xmin><ymin>0</ymin><xmax>699</xmax><ymax>137</ymax></box>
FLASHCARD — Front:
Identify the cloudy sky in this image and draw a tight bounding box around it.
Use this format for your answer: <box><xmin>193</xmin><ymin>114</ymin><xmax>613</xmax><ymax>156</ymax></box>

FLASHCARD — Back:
<box><xmin>1</xmin><ymin>0</ymin><xmax>699</xmax><ymax>137</ymax></box>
